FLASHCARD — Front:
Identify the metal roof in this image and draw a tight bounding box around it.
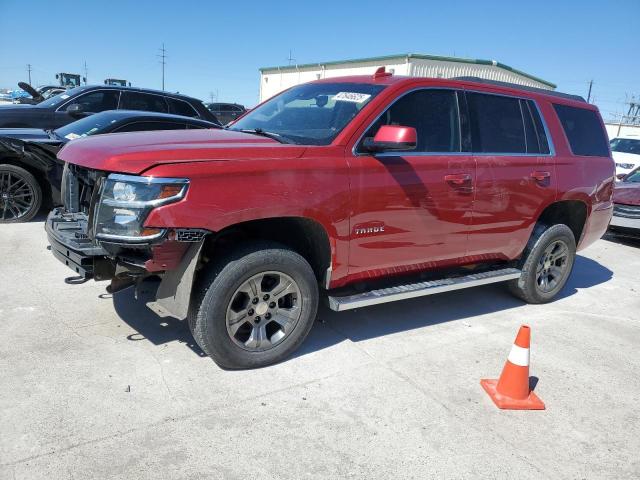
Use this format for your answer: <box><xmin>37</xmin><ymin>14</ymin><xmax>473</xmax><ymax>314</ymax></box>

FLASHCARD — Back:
<box><xmin>259</xmin><ymin>53</ymin><xmax>556</xmax><ymax>89</ymax></box>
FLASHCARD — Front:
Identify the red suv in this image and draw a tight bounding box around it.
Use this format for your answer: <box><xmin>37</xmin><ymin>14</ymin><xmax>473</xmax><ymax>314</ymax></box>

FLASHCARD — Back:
<box><xmin>46</xmin><ymin>70</ymin><xmax>615</xmax><ymax>369</ymax></box>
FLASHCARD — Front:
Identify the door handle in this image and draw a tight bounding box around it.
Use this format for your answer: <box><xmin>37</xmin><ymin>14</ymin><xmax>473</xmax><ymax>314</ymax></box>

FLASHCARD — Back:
<box><xmin>444</xmin><ymin>173</ymin><xmax>472</xmax><ymax>185</ymax></box>
<box><xmin>531</xmin><ymin>171</ymin><xmax>551</xmax><ymax>183</ymax></box>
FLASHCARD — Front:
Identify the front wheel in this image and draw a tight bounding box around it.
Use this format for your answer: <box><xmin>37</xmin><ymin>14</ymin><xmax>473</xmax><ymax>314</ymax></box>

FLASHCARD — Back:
<box><xmin>508</xmin><ymin>223</ymin><xmax>576</xmax><ymax>304</ymax></box>
<box><xmin>189</xmin><ymin>243</ymin><xmax>319</xmax><ymax>369</ymax></box>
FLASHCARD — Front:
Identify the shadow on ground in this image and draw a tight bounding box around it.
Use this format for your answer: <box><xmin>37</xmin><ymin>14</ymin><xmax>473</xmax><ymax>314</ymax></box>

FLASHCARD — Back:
<box><xmin>109</xmin><ymin>254</ymin><xmax>612</xmax><ymax>363</ymax></box>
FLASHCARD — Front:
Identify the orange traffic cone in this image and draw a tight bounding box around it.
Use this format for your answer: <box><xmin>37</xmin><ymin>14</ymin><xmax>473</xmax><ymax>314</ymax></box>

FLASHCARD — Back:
<box><xmin>481</xmin><ymin>325</ymin><xmax>545</xmax><ymax>410</ymax></box>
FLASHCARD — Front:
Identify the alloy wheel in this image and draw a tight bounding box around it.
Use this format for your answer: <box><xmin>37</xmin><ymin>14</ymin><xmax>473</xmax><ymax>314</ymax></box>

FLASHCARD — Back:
<box><xmin>225</xmin><ymin>271</ymin><xmax>302</xmax><ymax>352</ymax></box>
<box><xmin>536</xmin><ymin>240</ymin><xmax>570</xmax><ymax>293</ymax></box>
<box><xmin>0</xmin><ymin>170</ymin><xmax>35</xmax><ymax>221</ymax></box>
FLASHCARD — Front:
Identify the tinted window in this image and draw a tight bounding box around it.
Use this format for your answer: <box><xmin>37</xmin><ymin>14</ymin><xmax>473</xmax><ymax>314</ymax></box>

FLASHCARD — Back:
<box><xmin>553</xmin><ymin>104</ymin><xmax>609</xmax><ymax>157</ymax></box>
<box><xmin>527</xmin><ymin>100</ymin><xmax>550</xmax><ymax>154</ymax></box>
<box><xmin>114</xmin><ymin>121</ymin><xmax>187</xmax><ymax>133</ymax></box>
<box><xmin>120</xmin><ymin>92</ymin><xmax>168</xmax><ymax>113</ymax></box>
<box><xmin>361</xmin><ymin>89</ymin><xmax>461</xmax><ymax>153</ymax></box>
<box><xmin>63</xmin><ymin>90</ymin><xmax>119</xmax><ymax>113</ymax></box>
<box><xmin>467</xmin><ymin>93</ymin><xmax>525</xmax><ymax>153</ymax></box>
<box><xmin>167</xmin><ymin>98</ymin><xmax>198</xmax><ymax>117</ymax></box>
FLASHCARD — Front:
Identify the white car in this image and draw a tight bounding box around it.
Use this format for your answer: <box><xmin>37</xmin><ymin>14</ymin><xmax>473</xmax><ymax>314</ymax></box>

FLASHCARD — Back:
<box><xmin>610</xmin><ymin>135</ymin><xmax>640</xmax><ymax>177</ymax></box>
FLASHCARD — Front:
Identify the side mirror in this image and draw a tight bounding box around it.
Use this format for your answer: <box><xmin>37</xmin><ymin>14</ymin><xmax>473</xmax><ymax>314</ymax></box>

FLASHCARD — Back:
<box><xmin>66</xmin><ymin>103</ymin><xmax>87</xmax><ymax>117</ymax></box>
<box><xmin>362</xmin><ymin>125</ymin><xmax>417</xmax><ymax>153</ymax></box>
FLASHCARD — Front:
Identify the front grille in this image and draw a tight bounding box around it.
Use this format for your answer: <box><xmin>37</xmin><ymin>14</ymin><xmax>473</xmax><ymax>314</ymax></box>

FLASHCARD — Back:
<box><xmin>61</xmin><ymin>164</ymin><xmax>104</xmax><ymax>215</ymax></box>
<box><xmin>613</xmin><ymin>203</ymin><xmax>640</xmax><ymax>219</ymax></box>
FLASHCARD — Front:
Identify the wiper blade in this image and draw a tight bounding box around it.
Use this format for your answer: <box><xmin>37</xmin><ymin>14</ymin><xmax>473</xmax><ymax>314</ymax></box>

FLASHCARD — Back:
<box><xmin>238</xmin><ymin>128</ymin><xmax>289</xmax><ymax>144</ymax></box>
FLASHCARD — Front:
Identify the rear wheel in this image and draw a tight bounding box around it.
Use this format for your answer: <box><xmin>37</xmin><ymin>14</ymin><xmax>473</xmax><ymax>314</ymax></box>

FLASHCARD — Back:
<box><xmin>0</xmin><ymin>164</ymin><xmax>42</xmax><ymax>223</ymax></box>
<box><xmin>189</xmin><ymin>243</ymin><xmax>319</xmax><ymax>369</ymax></box>
<box><xmin>508</xmin><ymin>223</ymin><xmax>576</xmax><ymax>303</ymax></box>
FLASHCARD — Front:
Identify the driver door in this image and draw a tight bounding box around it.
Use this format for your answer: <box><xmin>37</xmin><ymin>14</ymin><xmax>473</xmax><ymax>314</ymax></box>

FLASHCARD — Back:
<box><xmin>347</xmin><ymin>88</ymin><xmax>476</xmax><ymax>282</ymax></box>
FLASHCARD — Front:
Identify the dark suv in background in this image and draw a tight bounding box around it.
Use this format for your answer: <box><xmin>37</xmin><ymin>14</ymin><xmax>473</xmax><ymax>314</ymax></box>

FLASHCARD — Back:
<box><xmin>206</xmin><ymin>102</ymin><xmax>246</xmax><ymax>124</ymax></box>
<box><xmin>0</xmin><ymin>85</ymin><xmax>220</xmax><ymax>129</ymax></box>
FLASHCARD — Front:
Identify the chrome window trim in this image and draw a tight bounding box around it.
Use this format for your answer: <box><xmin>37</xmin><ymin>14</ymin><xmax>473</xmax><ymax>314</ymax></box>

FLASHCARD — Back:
<box><xmin>55</xmin><ymin>88</ymin><xmax>122</xmax><ymax>113</ymax></box>
<box><xmin>352</xmin><ymin>86</ymin><xmax>556</xmax><ymax>158</ymax></box>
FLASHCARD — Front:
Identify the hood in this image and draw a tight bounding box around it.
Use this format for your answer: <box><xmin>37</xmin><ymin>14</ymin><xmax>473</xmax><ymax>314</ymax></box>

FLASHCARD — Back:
<box><xmin>613</xmin><ymin>182</ymin><xmax>640</xmax><ymax>206</ymax></box>
<box><xmin>0</xmin><ymin>128</ymin><xmax>49</xmax><ymax>141</ymax></box>
<box><xmin>57</xmin><ymin>128</ymin><xmax>308</xmax><ymax>174</ymax></box>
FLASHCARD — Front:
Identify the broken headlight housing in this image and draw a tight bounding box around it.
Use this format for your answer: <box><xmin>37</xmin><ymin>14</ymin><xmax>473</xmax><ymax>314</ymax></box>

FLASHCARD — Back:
<box><xmin>94</xmin><ymin>173</ymin><xmax>189</xmax><ymax>242</ymax></box>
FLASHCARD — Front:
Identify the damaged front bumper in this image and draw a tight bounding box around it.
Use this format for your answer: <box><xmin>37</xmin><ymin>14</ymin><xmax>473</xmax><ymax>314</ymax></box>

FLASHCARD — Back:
<box><xmin>46</xmin><ymin>208</ymin><xmax>110</xmax><ymax>280</ymax></box>
<box><xmin>45</xmin><ymin>207</ymin><xmax>206</xmax><ymax>319</ymax></box>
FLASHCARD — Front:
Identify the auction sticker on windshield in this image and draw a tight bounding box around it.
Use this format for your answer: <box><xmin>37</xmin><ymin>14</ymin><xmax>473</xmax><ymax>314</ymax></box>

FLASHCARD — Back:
<box><xmin>334</xmin><ymin>92</ymin><xmax>371</xmax><ymax>103</ymax></box>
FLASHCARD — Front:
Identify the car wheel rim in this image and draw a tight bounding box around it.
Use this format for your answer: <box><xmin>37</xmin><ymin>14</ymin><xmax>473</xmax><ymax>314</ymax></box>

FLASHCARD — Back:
<box><xmin>225</xmin><ymin>271</ymin><xmax>302</xmax><ymax>352</ymax></box>
<box><xmin>536</xmin><ymin>240</ymin><xmax>570</xmax><ymax>293</ymax></box>
<box><xmin>0</xmin><ymin>170</ymin><xmax>35</xmax><ymax>221</ymax></box>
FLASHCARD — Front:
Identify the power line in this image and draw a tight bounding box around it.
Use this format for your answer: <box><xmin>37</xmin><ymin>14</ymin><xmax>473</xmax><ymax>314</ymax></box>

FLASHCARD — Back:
<box><xmin>158</xmin><ymin>43</ymin><xmax>167</xmax><ymax>91</ymax></box>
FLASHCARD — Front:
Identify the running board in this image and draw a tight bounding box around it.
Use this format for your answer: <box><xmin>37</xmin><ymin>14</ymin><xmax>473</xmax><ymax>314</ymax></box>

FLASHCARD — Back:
<box><xmin>327</xmin><ymin>268</ymin><xmax>522</xmax><ymax>312</ymax></box>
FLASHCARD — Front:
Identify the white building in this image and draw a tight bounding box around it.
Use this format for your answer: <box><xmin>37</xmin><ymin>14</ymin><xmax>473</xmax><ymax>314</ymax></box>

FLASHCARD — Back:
<box><xmin>259</xmin><ymin>53</ymin><xmax>555</xmax><ymax>102</ymax></box>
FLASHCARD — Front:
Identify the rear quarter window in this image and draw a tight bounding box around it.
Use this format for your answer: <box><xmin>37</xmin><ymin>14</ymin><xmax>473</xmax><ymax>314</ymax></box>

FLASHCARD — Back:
<box><xmin>553</xmin><ymin>104</ymin><xmax>609</xmax><ymax>157</ymax></box>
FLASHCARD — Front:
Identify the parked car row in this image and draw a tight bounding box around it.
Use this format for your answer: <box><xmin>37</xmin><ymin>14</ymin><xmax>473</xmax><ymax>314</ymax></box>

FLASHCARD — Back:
<box><xmin>0</xmin><ymin>110</ymin><xmax>219</xmax><ymax>222</ymax></box>
<box><xmin>0</xmin><ymin>84</ymin><xmax>220</xmax><ymax>129</ymax></box>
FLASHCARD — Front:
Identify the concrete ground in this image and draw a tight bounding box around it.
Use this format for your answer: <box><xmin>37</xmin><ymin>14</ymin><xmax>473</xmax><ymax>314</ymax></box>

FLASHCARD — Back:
<box><xmin>0</xmin><ymin>220</ymin><xmax>639</xmax><ymax>480</ymax></box>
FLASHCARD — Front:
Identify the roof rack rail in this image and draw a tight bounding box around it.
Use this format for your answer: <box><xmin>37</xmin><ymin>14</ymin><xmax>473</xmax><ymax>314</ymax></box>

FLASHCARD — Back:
<box><xmin>453</xmin><ymin>76</ymin><xmax>586</xmax><ymax>103</ymax></box>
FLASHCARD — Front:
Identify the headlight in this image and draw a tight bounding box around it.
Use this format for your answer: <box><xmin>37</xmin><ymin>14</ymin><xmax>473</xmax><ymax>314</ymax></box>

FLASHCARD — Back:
<box><xmin>95</xmin><ymin>173</ymin><xmax>189</xmax><ymax>242</ymax></box>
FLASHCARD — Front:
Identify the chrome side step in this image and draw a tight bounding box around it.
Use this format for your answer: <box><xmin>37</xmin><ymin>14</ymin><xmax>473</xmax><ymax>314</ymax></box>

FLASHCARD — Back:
<box><xmin>327</xmin><ymin>268</ymin><xmax>522</xmax><ymax>312</ymax></box>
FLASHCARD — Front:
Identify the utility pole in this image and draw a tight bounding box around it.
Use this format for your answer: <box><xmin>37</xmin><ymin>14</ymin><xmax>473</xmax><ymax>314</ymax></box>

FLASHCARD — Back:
<box><xmin>158</xmin><ymin>43</ymin><xmax>167</xmax><ymax>91</ymax></box>
<box><xmin>587</xmin><ymin>79</ymin><xmax>593</xmax><ymax>103</ymax></box>
<box><xmin>26</xmin><ymin>64</ymin><xmax>32</xmax><ymax>84</ymax></box>
<box><xmin>83</xmin><ymin>61</ymin><xmax>88</xmax><ymax>85</ymax></box>
<box><xmin>287</xmin><ymin>50</ymin><xmax>296</xmax><ymax>66</ymax></box>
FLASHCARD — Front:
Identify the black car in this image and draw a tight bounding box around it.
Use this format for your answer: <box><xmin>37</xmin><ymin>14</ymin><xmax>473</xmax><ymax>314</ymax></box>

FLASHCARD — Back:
<box><xmin>205</xmin><ymin>102</ymin><xmax>246</xmax><ymax>125</ymax></box>
<box><xmin>0</xmin><ymin>110</ymin><xmax>219</xmax><ymax>223</ymax></box>
<box><xmin>0</xmin><ymin>85</ymin><xmax>219</xmax><ymax>129</ymax></box>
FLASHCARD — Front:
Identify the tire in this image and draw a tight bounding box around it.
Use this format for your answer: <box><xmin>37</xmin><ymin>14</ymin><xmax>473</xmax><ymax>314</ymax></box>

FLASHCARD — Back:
<box><xmin>188</xmin><ymin>242</ymin><xmax>319</xmax><ymax>369</ymax></box>
<box><xmin>508</xmin><ymin>223</ymin><xmax>576</xmax><ymax>304</ymax></box>
<box><xmin>0</xmin><ymin>164</ymin><xmax>42</xmax><ymax>223</ymax></box>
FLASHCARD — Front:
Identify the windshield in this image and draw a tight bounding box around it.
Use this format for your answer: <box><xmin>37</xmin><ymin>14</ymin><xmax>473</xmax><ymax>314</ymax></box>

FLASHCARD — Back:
<box><xmin>610</xmin><ymin>138</ymin><xmax>640</xmax><ymax>155</ymax></box>
<box><xmin>38</xmin><ymin>86</ymin><xmax>86</xmax><ymax>108</ymax></box>
<box><xmin>54</xmin><ymin>111</ymin><xmax>120</xmax><ymax>140</ymax></box>
<box><xmin>624</xmin><ymin>168</ymin><xmax>640</xmax><ymax>183</ymax></box>
<box><xmin>230</xmin><ymin>82</ymin><xmax>385</xmax><ymax>145</ymax></box>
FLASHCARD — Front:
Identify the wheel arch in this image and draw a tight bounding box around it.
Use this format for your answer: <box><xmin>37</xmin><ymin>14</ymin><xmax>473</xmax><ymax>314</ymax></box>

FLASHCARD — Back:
<box><xmin>536</xmin><ymin>199</ymin><xmax>588</xmax><ymax>244</ymax></box>
<box><xmin>200</xmin><ymin>216</ymin><xmax>333</xmax><ymax>287</ymax></box>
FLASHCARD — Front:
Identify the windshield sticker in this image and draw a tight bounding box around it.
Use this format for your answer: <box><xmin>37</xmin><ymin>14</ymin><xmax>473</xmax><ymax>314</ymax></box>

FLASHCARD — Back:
<box><xmin>333</xmin><ymin>92</ymin><xmax>371</xmax><ymax>103</ymax></box>
<box><xmin>64</xmin><ymin>133</ymin><xmax>81</xmax><ymax>140</ymax></box>
<box><xmin>60</xmin><ymin>94</ymin><xmax>70</xmax><ymax>99</ymax></box>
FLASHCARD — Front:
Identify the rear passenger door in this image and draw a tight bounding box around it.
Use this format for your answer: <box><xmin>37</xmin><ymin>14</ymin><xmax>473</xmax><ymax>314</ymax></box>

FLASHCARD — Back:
<box><xmin>465</xmin><ymin>91</ymin><xmax>556</xmax><ymax>260</ymax></box>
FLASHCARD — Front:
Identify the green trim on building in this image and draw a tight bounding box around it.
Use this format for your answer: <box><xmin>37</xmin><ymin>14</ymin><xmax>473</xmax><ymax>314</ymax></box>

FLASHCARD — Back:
<box><xmin>259</xmin><ymin>53</ymin><xmax>556</xmax><ymax>89</ymax></box>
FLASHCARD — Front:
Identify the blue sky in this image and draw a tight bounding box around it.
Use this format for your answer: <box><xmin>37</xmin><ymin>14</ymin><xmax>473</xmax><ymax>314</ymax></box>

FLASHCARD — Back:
<box><xmin>1</xmin><ymin>0</ymin><xmax>638</xmax><ymax>120</ymax></box>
